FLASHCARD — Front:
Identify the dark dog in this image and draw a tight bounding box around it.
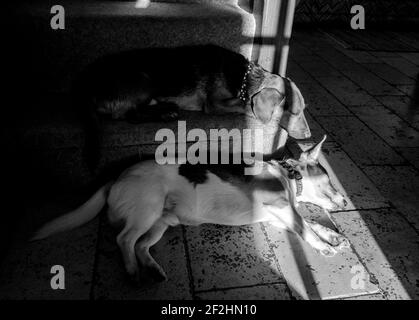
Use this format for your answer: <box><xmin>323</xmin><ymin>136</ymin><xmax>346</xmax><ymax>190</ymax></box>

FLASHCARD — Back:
<box><xmin>73</xmin><ymin>45</ymin><xmax>310</xmax><ymax>168</ymax></box>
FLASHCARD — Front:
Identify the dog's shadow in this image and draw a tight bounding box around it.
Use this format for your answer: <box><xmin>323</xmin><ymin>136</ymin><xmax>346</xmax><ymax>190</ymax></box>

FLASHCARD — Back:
<box><xmin>93</xmin><ymin>216</ymin><xmax>287</xmax><ymax>299</ymax></box>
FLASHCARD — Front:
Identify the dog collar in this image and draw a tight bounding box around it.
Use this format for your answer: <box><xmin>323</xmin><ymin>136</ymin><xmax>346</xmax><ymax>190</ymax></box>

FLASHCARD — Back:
<box><xmin>278</xmin><ymin>160</ymin><xmax>303</xmax><ymax>196</ymax></box>
<box><xmin>238</xmin><ymin>62</ymin><xmax>253</xmax><ymax>102</ymax></box>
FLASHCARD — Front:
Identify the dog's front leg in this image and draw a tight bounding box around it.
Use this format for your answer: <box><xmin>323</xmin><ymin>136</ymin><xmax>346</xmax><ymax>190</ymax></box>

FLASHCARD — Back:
<box><xmin>265</xmin><ymin>204</ymin><xmax>337</xmax><ymax>257</ymax></box>
<box><xmin>306</xmin><ymin>222</ymin><xmax>350</xmax><ymax>250</ymax></box>
<box><xmin>210</xmin><ymin>97</ymin><xmax>247</xmax><ymax>114</ymax></box>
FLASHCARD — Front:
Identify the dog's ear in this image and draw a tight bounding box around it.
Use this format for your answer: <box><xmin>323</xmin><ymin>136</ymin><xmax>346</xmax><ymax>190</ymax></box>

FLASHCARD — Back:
<box><xmin>251</xmin><ymin>88</ymin><xmax>284</xmax><ymax>124</ymax></box>
<box><xmin>299</xmin><ymin>135</ymin><xmax>327</xmax><ymax>163</ymax></box>
<box><xmin>279</xmin><ymin>78</ymin><xmax>311</xmax><ymax>139</ymax></box>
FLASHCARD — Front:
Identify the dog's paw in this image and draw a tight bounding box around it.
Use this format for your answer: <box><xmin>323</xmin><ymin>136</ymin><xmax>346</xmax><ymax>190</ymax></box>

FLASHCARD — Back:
<box><xmin>337</xmin><ymin>237</ymin><xmax>351</xmax><ymax>250</ymax></box>
<box><xmin>328</xmin><ymin>234</ymin><xmax>351</xmax><ymax>250</ymax></box>
<box><xmin>319</xmin><ymin>245</ymin><xmax>337</xmax><ymax>257</ymax></box>
<box><xmin>148</xmin><ymin>265</ymin><xmax>168</xmax><ymax>283</ymax></box>
<box><xmin>328</xmin><ymin>234</ymin><xmax>343</xmax><ymax>246</ymax></box>
<box><xmin>139</xmin><ymin>264</ymin><xmax>168</xmax><ymax>284</ymax></box>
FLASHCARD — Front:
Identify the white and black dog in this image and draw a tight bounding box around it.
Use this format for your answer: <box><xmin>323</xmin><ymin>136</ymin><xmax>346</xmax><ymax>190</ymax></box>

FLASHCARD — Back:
<box><xmin>32</xmin><ymin>135</ymin><xmax>350</xmax><ymax>283</ymax></box>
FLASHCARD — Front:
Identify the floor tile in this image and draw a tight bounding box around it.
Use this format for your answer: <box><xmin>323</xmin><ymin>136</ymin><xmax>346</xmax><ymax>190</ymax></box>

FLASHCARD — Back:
<box><xmin>361</xmin><ymin>165</ymin><xmax>419</xmax><ymax>230</ymax></box>
<box><xmin>375</xmin><ymin>96</ymin><xmax>419</xmax><ymax>131</ymax></box>
<box><xmin>196</xmin><ymin>283</ymin><xmax>290</xmax><ymax>300</ymax></box>
<box><xmin>0</xmin><ymin>201</ymin><xmax>99</xmax><ymax>299</ymax></box>
<box><xmin>339</xmin><ymin>66</ymin><xmax>403</xmax><ymax>96</ymax></box>
<box><xmin>395</xmin><ymin>147</ymin><xmax>419</xmax><ymax>170</ymax></box>
<box><xmin>287</xmin><ymin>60</ymin><xmax>313</xmax><ymax>84</ymax></box>
<box><xmin>314</xmin><ymin>116</ymin><xmax>405</xmax><ymax>165</ymax></box>
<box><xmin>395</xmin><ymin>85</ymin><xmax>416</xmax><ymax>98</ymax></box>
<box><xmin>298</xmin><ymin>81</ymin><xmax>351</xmax><ymax>116</ymax></box>
<box><xmin>337</xmin><ymin>49</ymin><xmax>379</xmax><ymax>64</ymax></box>
<box><xmin>298</xmin><ymin>58</ymin><xmax>342</xmax><ymax>78</ymax></box>
<box><xmin>308</xmin><ymin>46</ymin><xmax>403</xmax><ymax>96</ymax></box>
<box><xmin>378</xmin><ymin>56</ymin><xmax>419</xmax><ymax>79</ymax></box>
<box><xmin>399</xmin><ymin>53</ymin><xmax>419</xmax><ymax>66</ymax></box>
<box><xmin>294</xmin><ymin>30</ymin><xmax>335</xmax><ymax>52</ymax></box>
<box><xmin>184</xmin><ymin>224</ymin><xmax>283</xmax><ymax>292</ymax></box>
<box><xmin>315</xmin><ymin>76</ymin><xmax>380</xmax><ymax>107</ymax></box>
<box><xmin>289</xmin><ymin>41</ymin><xmax>315</xmax><ymax>61</ymax></box>
<box><xmin>332</xmin><ymin>209</ymin><xmax>419</xmax><ymax>299</ymax></box>
<box><xmin>362</xmin><ymin>63</ymin><xmax>415</xmax><ymax>86</ymax></box>
<box><xmin>92</xmin><ymin>221</ymin><xmax>192</xmax><ymax>300</ymax></box>
<box><xmin>370</xmin><ymin>51</ymin><xmax>403</xmax><ymax>58</ymax></box>
<box><xmin>263</xmin><ymin>204</ymin><xmax>380</xmax><ymax>300</ymax></box>
<box><xmin>303</xmin><ymin>112</ymin><xmax>335</xmax><ymax>143</ymax></box>
<box><xmin>348</xmin><ymin>105</ymin><xmax>419</xmax><ymax>148</ymax></box>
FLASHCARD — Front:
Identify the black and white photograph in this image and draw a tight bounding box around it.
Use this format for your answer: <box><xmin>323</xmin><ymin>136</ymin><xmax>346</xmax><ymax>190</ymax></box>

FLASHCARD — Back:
<box><xmin>1</xmin><ymin>0</ymin><xmax>419</xmax><ymax>305</ymax></box>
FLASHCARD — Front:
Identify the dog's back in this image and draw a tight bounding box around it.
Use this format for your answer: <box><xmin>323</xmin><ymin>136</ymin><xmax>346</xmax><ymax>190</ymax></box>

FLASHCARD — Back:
<box><xmin>75</xmin><ymin>45</ymin><xmax>248</xmax><ymax>101</ymax></box>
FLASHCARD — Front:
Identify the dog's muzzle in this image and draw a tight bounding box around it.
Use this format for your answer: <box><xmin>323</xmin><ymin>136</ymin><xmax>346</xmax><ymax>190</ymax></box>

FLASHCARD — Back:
<box><xmin>286</xmin><ymin>112</ymin><xmax>311</xmax><ymax>139</ymax></box>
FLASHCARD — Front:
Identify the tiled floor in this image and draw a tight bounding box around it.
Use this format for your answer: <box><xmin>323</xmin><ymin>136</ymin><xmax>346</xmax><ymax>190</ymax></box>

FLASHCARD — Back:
<box><xmin>1</xmin><ymin>29</ymin><xmax>418</xmax><ymax>300</ymax></box>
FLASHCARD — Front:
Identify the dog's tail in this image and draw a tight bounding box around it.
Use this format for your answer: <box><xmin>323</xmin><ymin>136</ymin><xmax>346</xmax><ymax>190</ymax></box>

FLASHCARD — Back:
<box><xmin>31</xmin><ymin>182</ymin><xmax>113</xmax><ymax>241</ymax></box>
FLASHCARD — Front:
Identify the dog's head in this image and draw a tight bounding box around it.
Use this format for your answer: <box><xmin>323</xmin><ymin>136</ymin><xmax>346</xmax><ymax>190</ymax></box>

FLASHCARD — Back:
<box><xmin>279</xmin><ymin>136</ymin><xmax>347</xmax><ymax>210</ymax></box>
<box><xmin>251</xmin><ymin>75</ymin><xmax>311</xmax><ymax>139</ymax></box>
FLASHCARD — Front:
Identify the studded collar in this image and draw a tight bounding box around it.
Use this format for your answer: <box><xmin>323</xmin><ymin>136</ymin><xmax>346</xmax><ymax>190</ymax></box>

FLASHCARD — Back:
<box><xmin>278</xmin><ymin>160</ymin><xmax>303</xmax><ymax>197</ymax></box>
<box><xmin>238</xmin><ymin>62</ymin><xmax>253</xmax><ymax>102</ymax></box>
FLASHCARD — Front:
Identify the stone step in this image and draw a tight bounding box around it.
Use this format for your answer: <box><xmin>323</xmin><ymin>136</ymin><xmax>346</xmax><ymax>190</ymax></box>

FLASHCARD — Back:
<box><xmin>10</xmin><ymin>94</ymin><xmax>287</xmax><ymax>190</ymax></box>
<box><xmin>13</xmin><ymin>1</ymin><xmax>255</xmax><ymax>93</ymax></box>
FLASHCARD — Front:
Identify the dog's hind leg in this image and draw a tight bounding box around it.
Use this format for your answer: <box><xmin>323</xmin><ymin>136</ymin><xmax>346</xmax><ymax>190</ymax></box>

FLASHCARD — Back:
<box><xmin>134</xmin><ymin>214</ymin><xmax>179</xmax><ymax>283</ymax></box>
<box><xmin>116</xmin><ymin>226</ymin><xmax>148</xmax><ymax>281</ymax></box>
<box><xmin>116</xmin><ymin>210</ymin><xmax>163</xmax><ymax>281</ymax></box>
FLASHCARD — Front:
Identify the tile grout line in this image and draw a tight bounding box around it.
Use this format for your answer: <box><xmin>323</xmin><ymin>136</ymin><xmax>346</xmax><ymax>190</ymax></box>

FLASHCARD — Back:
<box><xmin>194</xmin><ymin>280</ymin><xmax>289</xmax><ymax>296</ymax></box>
<box><xmin>258</xmin><ymin>222</ymin><xmax>295</xmax><ymax>300</ymax></box>
<box><xmin>393</xmin><ymin>146</ymin><xmax>419</xmax><ymax>149</ymax></box>
<box><xmin>337</xmin><ymin>293</ymin><xmax>386</xmax><ymax>300</ymax></box>
<box><xmin>331</xmin><ymin>206</ymin><xmax>393</xmax><ymax>214</ymax></box>
<box><xmin>88</xmin><ymin>212</ymin><xmax>104</xmax><ymax>300</ymax></box>
<box><xmin>181</xmin><ymin>225</ymin><xmax>197</xmax><ymax>300</ymax></box>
